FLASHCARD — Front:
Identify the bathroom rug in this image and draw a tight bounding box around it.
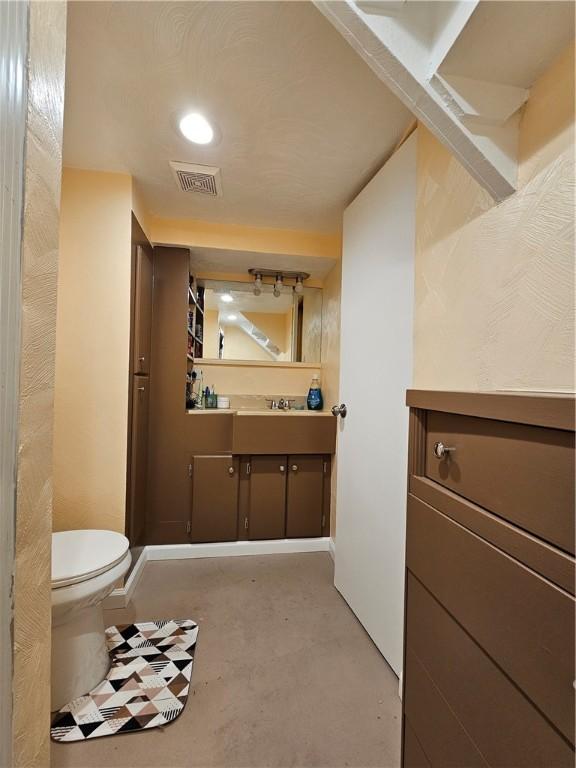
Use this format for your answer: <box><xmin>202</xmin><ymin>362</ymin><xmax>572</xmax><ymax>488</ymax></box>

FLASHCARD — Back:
<box><xmin>51</xmin><ymin>619</ymin><xmax>198</xmax><ymax>742</ymax></box>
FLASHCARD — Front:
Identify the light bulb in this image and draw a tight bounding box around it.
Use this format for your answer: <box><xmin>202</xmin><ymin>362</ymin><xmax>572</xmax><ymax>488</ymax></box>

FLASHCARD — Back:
<box><xmin>274</xmin><ymin>274</ymin><xmax>283</xmax><ymax>298</ymax></box>
<box><xmin>294</xmin><ymin>276</ymin><xmax>304</xmax><ymax>294</ymax></box>
<box><xmin>253</xmin><ymin>274</ymin><xmax>262</xmax><ymax>296</ymax></box>
<box><xmin>179</xmin><ymin>112</ymin><xmax>214</xmax><ymax>144</ymax></box>
<box><xmin>221</xmin><ymin>293</ymin><xmax>233</xmax><ymax>303</ymax></box>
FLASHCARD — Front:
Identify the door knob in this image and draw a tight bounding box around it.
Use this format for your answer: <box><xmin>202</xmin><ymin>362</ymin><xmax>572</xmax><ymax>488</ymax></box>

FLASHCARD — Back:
<box><xmin>331</xmin><ymin>404</ymin><xmax>347</xmax><ymax>418</ymax></box>
<box><xmin>433</xmin><ymin>441</ymin><xmax>455</xmax><ymax>459</ymax></box>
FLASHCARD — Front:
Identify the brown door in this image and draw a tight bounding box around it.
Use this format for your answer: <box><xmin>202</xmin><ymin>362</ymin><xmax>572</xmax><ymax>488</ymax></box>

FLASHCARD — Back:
<box><xmin>134</xmin><ymin>244</ymin><xmax>153</xmax><ymax>374</ymax></box>
<box><xmin>128</xmin><ymin>376</ymin><xmax>150</xmax><ymax>545</ymax></box>
<box><xmin>247</xmin><ymin>456</ymin><xmax>287</xmax><ymax>540</ymax></box>
<box><xmin>190</xmin><ymin>455</ymin><xmax>239</xmax><ymax>542</ymax></box>
<box><xmin>286</xmin><ymin>455</ymin><xmax>324</xmax><ymax>537</ymax></box>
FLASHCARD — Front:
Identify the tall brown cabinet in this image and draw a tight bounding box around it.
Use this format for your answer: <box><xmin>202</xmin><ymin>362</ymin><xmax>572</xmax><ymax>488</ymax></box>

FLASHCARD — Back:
<box><xmin>126</xmin><ymin>215</ymin><xmax>153</xmax><ymax>546</ymax></box>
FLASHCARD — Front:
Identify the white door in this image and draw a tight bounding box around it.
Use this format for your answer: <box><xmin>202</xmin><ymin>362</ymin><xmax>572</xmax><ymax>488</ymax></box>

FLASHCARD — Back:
<box><xmin>334</xmin><ymin>134</ymin><xmax>416</xmax><ymax>676</ymax></box>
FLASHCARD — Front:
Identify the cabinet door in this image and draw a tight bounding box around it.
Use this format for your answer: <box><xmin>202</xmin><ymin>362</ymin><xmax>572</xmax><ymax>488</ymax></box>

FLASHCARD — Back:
<box><xmin>191</xmin><ymin>456</ymin><xmax>239</xmax><ymax>543</ymax></box>
<box><xmin>248</xmin><ymin>456</ymin><xmax>287</xmax><ymax>540</ymax></box>
<box><xmin>134</xmin><ymin>244</ymin><xmax>153</xmax><ymax>374</ymax></box>
<box><xmin>286</xmin><ymin>455</ymin><xmax>324</xmax><ymax>538</ymax></box>
<box><xmin>128</xmin><ymin>376</ymin><xmax>150</xmax><ymax>545</ymax></box>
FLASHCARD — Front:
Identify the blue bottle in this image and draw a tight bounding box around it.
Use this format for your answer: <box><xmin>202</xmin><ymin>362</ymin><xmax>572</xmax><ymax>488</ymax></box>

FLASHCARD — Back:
<box><xmin>307</xmin><ymin>375</ymin><xmax>323</xmax><ymax>411</ymax></box>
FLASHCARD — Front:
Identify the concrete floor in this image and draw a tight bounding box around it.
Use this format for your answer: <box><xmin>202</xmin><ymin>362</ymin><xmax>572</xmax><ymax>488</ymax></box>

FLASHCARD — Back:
<box><xmin>51</xmin><ymin>553</ymin><xmax>401</xmax><ymax>768</ymax></box>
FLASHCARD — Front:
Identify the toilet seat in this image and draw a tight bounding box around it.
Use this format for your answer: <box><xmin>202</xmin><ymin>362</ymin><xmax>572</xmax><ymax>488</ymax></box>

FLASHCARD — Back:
<box><xmin>52</xmin><ymin>529</ymin><xmax>130</xmax><ymax>589</ymax></box>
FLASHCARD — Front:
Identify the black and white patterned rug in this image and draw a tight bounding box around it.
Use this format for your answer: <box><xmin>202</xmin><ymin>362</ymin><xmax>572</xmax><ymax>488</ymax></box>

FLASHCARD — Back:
<box><xmin>51</xmin><ymin>620</ymin><xmax>198</xmax><ymax>742</ymax></box>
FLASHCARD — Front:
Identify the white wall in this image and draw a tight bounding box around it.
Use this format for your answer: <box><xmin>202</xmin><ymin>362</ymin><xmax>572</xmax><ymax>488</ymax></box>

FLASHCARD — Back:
<box><xmin>335</xmin><ymin>134</ymin><xmax>416</xmax><ymax>676</ymax></box>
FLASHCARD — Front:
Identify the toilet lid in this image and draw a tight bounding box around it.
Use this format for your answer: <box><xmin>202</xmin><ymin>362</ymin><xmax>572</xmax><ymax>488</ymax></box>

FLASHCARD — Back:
<box><xmin>52</xmin><ymin>530</ymin><xmax>129</xmax><ymax>588</ymax></box>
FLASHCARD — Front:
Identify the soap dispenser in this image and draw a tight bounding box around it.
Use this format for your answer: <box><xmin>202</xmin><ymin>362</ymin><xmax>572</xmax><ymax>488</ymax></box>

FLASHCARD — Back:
<box><xmin>307</xmin><ymin>374</ymin><xmax>323</xmax><ymax>411</ymax></box>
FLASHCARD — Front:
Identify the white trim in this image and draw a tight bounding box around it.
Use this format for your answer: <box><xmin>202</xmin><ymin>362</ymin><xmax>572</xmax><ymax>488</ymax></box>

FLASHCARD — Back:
<box><xmin>146</xmin><ymin>537</ymin><xmax>330</xmax><ymax>561</ymax></box>
<box><xmin>103</xmin><ymin>538</ymin><xmax>330</xmax><ymax>608</ymax></box>
<box><xmin>103</xmin><ymin>547</ymin><xmax>149</xmax><ymax>610</ymax></box>
<box><xmin>328</xmin><ymin>537</ymin><xmax>335</xmax><ymax>561</ymax></box>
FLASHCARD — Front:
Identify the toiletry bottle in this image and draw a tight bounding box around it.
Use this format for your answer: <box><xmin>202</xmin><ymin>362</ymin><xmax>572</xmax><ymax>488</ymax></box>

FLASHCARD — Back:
<box><xmin>307</xmin><ymin>374</ymin><xmax>323</xmax><ymax>411</ymax></box>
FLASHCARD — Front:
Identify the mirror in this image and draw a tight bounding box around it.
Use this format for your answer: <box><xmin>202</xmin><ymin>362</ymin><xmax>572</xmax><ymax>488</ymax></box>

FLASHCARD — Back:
<box><xmin>198</xmin><ymin>279</ymin><xmax>322</xmax><ymax>363</ymax></box>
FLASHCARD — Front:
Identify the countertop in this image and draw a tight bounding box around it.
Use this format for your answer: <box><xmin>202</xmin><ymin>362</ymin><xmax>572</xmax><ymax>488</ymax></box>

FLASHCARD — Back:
<box><xmin>186</xmin><ymin>408</ymin><xmax>333</xmax><ymax>417</ymax></box>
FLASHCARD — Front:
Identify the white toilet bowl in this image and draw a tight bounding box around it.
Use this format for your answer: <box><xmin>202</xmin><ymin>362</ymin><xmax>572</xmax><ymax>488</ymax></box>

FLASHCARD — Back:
<box><xmin>51</xmin><ymin>530</ymin><xmax>131</xmax><ymax>711</ymax></box>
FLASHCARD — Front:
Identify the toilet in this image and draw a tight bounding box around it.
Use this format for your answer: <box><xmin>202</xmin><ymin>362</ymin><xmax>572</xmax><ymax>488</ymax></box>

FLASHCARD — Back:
<box><xmin>51</xmin><ymin>530</ymin><xmax>131</xmax><ymax>711</ymax></box>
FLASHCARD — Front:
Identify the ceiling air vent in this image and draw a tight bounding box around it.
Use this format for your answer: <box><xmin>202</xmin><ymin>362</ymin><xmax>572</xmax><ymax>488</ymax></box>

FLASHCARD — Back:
<box><xmin>169</xmin><ymin>161</ymin><xmax>223</xmax><ymax>197</ymax></box>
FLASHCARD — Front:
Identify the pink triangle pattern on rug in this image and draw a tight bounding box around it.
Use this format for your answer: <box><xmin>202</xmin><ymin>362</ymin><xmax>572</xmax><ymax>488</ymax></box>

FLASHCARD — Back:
<box><xmin>51</xmin><ymin>620</ymin><xmax>198</xmax><ymax>742</ymax></box>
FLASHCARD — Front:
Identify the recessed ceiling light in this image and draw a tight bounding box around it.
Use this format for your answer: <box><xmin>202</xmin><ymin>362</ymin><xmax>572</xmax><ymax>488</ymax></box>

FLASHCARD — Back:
<box><xmin>226</xmin><ymin>314</ymin><xmax>237</xmax><ymax>321</ymax></box>
<box><xmin>221</xmin><ymin>293</ymin><xmax>234</xmax><ymax>303</ymax></box>
<box><xmin>179</xmin><ymin>112</ymin><xmax>214</xmax><ymax>145</ymax></box>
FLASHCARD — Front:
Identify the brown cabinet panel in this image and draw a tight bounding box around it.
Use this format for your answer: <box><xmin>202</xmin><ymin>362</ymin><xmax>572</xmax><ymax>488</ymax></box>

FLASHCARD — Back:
<box><xmin>248</xmin><ymin>456</ymin><xmax>287</xmax><ymax>540</ymax></box>
<box><xmin>425</xmin><ymin>411</ymin><xmax>575</xmax><ymax>553</ymax></box>
<box><xmin>233</xmin><ymin>414</ymin><xmax>336</xmax><ymax>454</ymax></box>
<box><xmin>128</xmin><ymin>376</ymin><xmax>149</xmax><ymax>545</ymax></box>
<box><xmin>286</xmin><ymin>455</ymin><xmax>324</xmax><ymax>538</ymax></box>
<box><xmin>190</xmin><ymin>455</ymin><xmax>239</xmax><ymax>543</ymax></box>
<box><xmin>407</xmin><ymin>495</ymin><xmax>575</xmax><ymax>744</ymax></box>
<box><xmin>133</xmin><ymin>244</ymin><xmax>153</xmax><ymax>375</ymax></box>
<box><xmin>405</xmin><ymin>573</ymin><xmax>574</xmax><ymax>767</ymax></box>
<box><xmin>402</xmin><ymin>719</ymin><xmax>431</xmax><ymax>768</ymax></box>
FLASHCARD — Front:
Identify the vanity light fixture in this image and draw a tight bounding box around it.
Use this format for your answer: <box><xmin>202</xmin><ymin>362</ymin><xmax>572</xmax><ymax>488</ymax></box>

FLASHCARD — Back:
<box><xmin>179</xmin><ymin>112</ymin><xmax>214</xmax><ymax>145</ymax></box>
<box><xmin>273</xmin><ymin>274</ymin><xmax>283</xmax><ymax>298</ymax></box>
<box><xmin>221</xmin><ymin>293</ymin><xmax>234</xmax><ymax>303</ymax></box>
<box><xmin>253</xmin><ymin>273</ymin><xmax>262</xmax><ymax>296</ymax></box>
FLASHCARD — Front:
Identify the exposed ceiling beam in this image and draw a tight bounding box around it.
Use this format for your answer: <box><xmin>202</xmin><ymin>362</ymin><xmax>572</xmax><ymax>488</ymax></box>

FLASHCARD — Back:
<box><xmin>315</xmin><ymin>0</ymin><xmax>527</xmax><ymax>201</ymax></box>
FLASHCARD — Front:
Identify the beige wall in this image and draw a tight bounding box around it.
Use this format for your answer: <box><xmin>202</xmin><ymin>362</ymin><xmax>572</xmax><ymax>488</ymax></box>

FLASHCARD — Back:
<box><xmin>221</xmin><ymin>324</ymin><xmax>272</xmax><ymax>362</ymax></box>
<box><xmin>198</xmin><ymin>362</ymin><xmax>319</xmax><ymax>397</ymax></box>
<box><xmin>414</xmin><ymin>43</ymin><xmax>575</xmax><ymax>392</ymax></box>
<box><xmin>203</xmin><ymin>309</ymin><xmax>220</xmax><ymax>358</ymax></box>
<box><xmin>320</xmin><ymin>261</ymin><xmax>342</xmax><ymax>536</ymax></box>
<box><xmin>53</xmin><ymin>169</ymin><xmax>133</xmax><ymax>533</ymax></box>
<box><xmin>12</xmin><ymin>3</ymin><xmax>66</xmax><ymax>765</ymax></box>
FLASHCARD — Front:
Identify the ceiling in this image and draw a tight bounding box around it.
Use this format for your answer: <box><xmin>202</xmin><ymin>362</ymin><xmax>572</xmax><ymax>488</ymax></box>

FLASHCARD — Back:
<box><xmin>189</xmin><ymin>246</ymin><xmax>335</xmax><ymax>281</ymax></box>
<box><xmin>63</xmin><ymin>1</ymin><xmax>413</xmax><ymax>233</ymax></box>
<box><xmin>439</xmin><ymin>2</ymin><xmax>574</xmax><ymax>88</ymax></box>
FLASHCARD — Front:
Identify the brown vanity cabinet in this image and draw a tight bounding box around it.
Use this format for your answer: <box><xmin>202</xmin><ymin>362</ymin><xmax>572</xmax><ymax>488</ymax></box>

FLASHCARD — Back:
<box><xmin>190</xmin><ymin>455</ymin><xmax>240</xmax><ymax>543</ymax></box>
<box><xmin>236</xmin><ymin>454</ymin><xmax>328</xmax><ymax>541</ymax></box>
<box><xmin>245</xmin><ymin>456</ymin><xmax>288</xmax><ymax>540</ymax></box>
<box><xmin>286</xmin><ymin>455</ymin><xmax>325</xmax><ymax>537</ymax></box>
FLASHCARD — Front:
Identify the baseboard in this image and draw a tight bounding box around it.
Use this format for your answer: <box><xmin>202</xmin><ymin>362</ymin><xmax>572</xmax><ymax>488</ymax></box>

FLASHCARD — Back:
<box><xmin>328</xmin><ymin>537</ymin><xmax>335</xmax><ymax>561</ymax></box>
<box><xmin>103</xmin><ymin>547</ymin><xmax>148</xmax><ymax>610</ymax></box>
<box><xmin>146</xmin><ymin>537</ymin><xmax>330</xmax><ymax>561</ymax></box>
<box><xmin>103</xmin><ymin>537</ymin><xmax>330</xmax><ymax>608</ymax></box>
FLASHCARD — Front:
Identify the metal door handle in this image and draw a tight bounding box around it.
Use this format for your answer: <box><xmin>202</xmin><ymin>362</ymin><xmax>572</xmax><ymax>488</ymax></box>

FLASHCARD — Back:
<box><xmin>291</xmin><ymin>464</ymin><xmax>298</xmax><ymax>472</ymax></box>
<box><xmin>331</xmin><ymin>404</ymin><xmax>347</xmax><ymax>418</ymax></box>
<box><xmin>137</xmin><ymin>386</ymin><xmax>145</xmax><ymax>391</ymax></box>
<box><xmin>433</xmin><ymin>441</ymin><xmax>455</xmax><ymax>459</ymax></box>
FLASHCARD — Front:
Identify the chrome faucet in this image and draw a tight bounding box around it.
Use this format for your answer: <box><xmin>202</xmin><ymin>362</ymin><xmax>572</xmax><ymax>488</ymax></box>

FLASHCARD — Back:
<box><xmin>266</xmin><ymin>398</ymin><xmax>295</xmax><ymax>410</ymax></box>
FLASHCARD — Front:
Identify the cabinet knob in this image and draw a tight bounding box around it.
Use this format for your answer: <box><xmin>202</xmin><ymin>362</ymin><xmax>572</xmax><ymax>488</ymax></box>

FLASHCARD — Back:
<box><xmin>139</xmin><ymin>356</ymin><xmax>145</xmax><ymax>362</ymax></box>
<box><xmin>279</xmin><ymin>465</ymin><xmax>286</xmax><ymax>473</ymax></box>
<box><xmin>433</xmin><ymin>441</ymin><xmax>455</xmax><ymax>459</ymax></box>
<box><xmin>228</xmin><ymin>466</ymin><xmax>235</xmax><ymax>476</ymax></box>
<box><xmin>291</xmin><ymin>464</ymin><xmax>298</xmax><ymax>472</ymax></box>
<box><xmin>137</xmin><ymin>386</ymin><xmax>145</xmax><ymax>391</ymax></box>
